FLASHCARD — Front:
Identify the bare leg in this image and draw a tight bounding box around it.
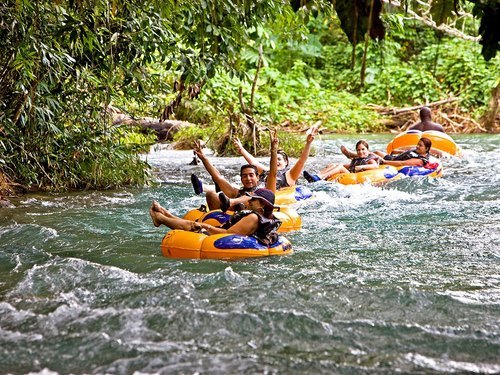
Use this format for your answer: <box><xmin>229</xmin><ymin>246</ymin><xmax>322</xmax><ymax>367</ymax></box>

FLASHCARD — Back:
<box><xmin>316</xmin><ymin>164</ymin><xmax>338</xmax><ymax>179</ymax></box>
<box><xmin>203</xmin><ymin>185</ymin><xmax>216</xmax><ymax>193</ymax></box>
<box><xmin>149</xmin><ymin>201</ymin><xmax>197</xmax><ymax>230</ymax></box>
<box><xmin>224</xmin><ymin>195</ymin><xmax>250</xmax><ymax>208</ymax></box>
<box><xmin>316</xmin><ymin>163</ymin><xmax>335</xmax><ymax>174</ymax></box>
<box><xmin>206</xmin><ymin>191</ymin><xmax>221</xmax><ymax>210</ymax></box>
<box><xmin>152</xmin><ymin>200</ymin><xmax>175</xmax><ymax>218</ymax></box>
<box><xmin>317</xmin><ymin>164</ymin><xmax>349</xmax><ymax>179</ymax></box>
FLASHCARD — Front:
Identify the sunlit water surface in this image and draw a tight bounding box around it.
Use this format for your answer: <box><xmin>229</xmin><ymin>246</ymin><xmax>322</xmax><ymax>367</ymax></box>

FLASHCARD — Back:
<box><xmin>1</xmin><ymin>134</ymin><xmax>499</xmax><ymax>374</ymax></box>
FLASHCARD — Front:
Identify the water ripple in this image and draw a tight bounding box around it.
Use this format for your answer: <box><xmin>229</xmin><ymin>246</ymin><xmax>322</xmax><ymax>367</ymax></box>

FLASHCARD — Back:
<box><xmin>1</xmin><ymin>135</ymin><xmax>500</xmax><ymax>374</ymax></box>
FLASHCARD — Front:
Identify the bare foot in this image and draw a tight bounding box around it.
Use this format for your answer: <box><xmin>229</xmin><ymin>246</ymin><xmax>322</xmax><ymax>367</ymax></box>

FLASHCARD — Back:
<box><xmin>149</xmin><ymin>205</ymin><xmax>161</xmax><ymax>227</ymax></box>
<box><xmin>152</xmin><ymin>200</ymin><xmax>162</xmax><ymax>211</ymax></box>
<box><xmin>152</xmin><ymin>200</ymin><xmax>174</xmax><ymax>218</ymax></box>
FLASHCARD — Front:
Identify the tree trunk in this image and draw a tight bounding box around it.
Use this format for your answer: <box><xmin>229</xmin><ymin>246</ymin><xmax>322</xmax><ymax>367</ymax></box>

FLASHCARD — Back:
<box><xmin>482</xmin><ymin>83</ymin><xmax>500</xmax><ymax>132</ymax></box>
<box><xmin>112</xmin><ymin>112</ymin><xmax>191</xmax><ymax>141</ymax></box>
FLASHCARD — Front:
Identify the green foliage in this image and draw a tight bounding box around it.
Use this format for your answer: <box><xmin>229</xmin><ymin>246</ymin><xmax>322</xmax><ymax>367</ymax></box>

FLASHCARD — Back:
<box><xmin>430</xmin><ymin>0</ymin><xmax>456</xmax><ymax>25</ymax></box>
<box><xmin>420</xmin><ymin>39</ymin><xmax>500</xmax><ymax>113</ymax></box>
<box><xmin>118</xmin><ymin>127</ymin><xmax>157</xmax><ymax>153</ymax></box>
<box><xmin>261</xmin><ymin>131</ymin><xmax>308</xmax><ymax>158</ymax></box>
<box><xmin>173</xmin><ymin>124</ymin><xmax>225</xmax><ymax>150</ymax></box>
<box><xmin>314</xmin><ymin>13</ymin><xmax>498</xmax><ymax>114</ymax></box>
<box><xmin>0</xmin><ymin>0</ymin><xmax>289</xmax><ymax>190</ymax></box>
<box><xmin>197</xmin><ymin>59</ymin><xmax>382</xmax><ymax>136</ymax></box>
<box><xmin>2</xmin><ymin>122</ymin><xmax>151</xmax><ymax>190</ymax></box>
<box><xmin>360</xmin><ymin>63</ymin><xmax>443</xmax><ymax>106</ymax></box>
<box><xmin>381</xmin><ymin>15</ymin><xmax>440</xmax><ymax>62</ymax></box>
<box><xmin>182</xmin><ymin>7</ymin><xmax>497</xmax><ymax>143</ymax></box>
<box><xmin>1</xmin><ymin>0</ymin><xmax>498</xmax><ymax>193</ymax></box>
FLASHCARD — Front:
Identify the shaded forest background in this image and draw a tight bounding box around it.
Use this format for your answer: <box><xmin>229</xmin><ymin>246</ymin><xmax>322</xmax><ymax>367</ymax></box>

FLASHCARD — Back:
<box><xmin>0</xmin><ymin>0</ymin><xmax>499</xmax><ymax>196</ymax></box>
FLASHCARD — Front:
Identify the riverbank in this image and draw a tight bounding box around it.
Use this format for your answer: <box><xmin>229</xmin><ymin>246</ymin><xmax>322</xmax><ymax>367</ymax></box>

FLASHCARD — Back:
<box><xmin>2</xmin><ymin>109</ymin><xmax>498</xmax><ymax>203</ymax></box>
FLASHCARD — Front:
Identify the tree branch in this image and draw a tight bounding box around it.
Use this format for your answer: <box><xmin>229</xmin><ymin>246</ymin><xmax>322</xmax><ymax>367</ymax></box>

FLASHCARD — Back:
<box><xmin>368</xmin><ymin>97</ymin><xmax>461</xmax><ymax>115</ymax></box>
<box><xmin>382</xmin><ymin>0</ymin><xmax>480</xmax><ymax>42</ymax></box>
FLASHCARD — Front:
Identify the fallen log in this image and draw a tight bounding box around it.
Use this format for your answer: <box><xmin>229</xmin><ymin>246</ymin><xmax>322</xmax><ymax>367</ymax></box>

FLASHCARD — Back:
<box><xmin>111</xmin><ymin>111</ymin><xmax>192</xmax><ymax>142</ymax></box>
<box><xmin>368</xmin><ymin>97</ymin><xmax>460</xmax><ymax>116</ymax></box>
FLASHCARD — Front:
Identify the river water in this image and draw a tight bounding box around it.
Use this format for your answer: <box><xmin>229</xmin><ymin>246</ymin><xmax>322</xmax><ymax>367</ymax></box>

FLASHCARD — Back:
<box><xmin>1</xmin><ymin>134</ymin><xmax>499</xmax><ymax>374</ymax></box>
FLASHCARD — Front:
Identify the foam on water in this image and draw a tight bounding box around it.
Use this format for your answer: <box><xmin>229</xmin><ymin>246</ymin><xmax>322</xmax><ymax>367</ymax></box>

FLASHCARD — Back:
<box><xmin>1</xmin><ymin>134</ymin><xmax>499</xmax><ymax>374</ymax></box>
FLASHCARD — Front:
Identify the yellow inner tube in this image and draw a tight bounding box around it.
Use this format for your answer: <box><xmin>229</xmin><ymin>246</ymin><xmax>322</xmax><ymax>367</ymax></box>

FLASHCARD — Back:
<box><xmin>386</xmin><ymin>130</ymin><xmax>462</xmax><ymax>157</ymax></box>
<box><xmin>161</xmin><ymin>230</ymin><xmax>293</xmax><ymax>260</ymax></box>
<box><xmin>327</xmin><ymin>165</ymin><xmax>400</xmax><ymax>185</ymax></box>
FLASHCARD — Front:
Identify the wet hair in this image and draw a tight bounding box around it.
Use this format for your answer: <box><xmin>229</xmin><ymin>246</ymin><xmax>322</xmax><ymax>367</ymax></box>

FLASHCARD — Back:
<box><xmin>240</xmin><ymin>164</ymin><xmax>259</xmax><ymax>177</ymax></box>
<box><xmin>355</xmin><ymin>140</ymin><xmax>370</xmax><ymax>150</ymax></box>
<box><xmin>419</xmin><ymin>137</ymin><xmax>432</xmax><ymax>152</ymax></box>
<box><xmin>277</xmin><ymin>150</ymin><xmax>289</xmax><ymax>167</ymax></box>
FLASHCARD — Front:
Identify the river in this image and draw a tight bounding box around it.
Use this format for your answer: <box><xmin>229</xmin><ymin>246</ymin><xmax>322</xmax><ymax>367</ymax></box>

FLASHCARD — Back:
<box><xmin>1</xmin><ymin>134</ymin><xmax>499</xmax><ymax>374</ymax></box>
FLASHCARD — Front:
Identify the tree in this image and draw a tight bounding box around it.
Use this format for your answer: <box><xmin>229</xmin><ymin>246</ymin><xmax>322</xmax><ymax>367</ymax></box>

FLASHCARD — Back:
<box><xmin>0</xmin><ymin>0</ymin><xmax>289</xmax><ymax>189</ymax></box>
<box><xmin>0</xmin><ymin>0</ymin><xmax>497</xmax><ymax>191</ymax></box>
<box><xmin>294</xmin><ymin>0</ymin><xmax>498</xmax><ymax>61</ymax></box>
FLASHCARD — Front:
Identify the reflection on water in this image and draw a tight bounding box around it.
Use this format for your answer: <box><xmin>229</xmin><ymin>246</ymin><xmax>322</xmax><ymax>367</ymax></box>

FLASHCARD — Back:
<box><xmin>1</xmin><ymin>134</ymin><xmax>500</xmax><ymax>374</ymax></box>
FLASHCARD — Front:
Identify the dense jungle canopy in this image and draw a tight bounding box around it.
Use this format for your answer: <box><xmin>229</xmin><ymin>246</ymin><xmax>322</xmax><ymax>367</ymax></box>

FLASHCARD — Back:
<box><xmin>0</xmin><ymin>0</ymin><xmax>499</xmax><ymax>195</ymax></box>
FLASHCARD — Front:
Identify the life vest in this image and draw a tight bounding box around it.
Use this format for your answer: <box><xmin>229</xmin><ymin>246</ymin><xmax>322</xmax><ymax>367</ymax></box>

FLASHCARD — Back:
<box><xmin>221</xmin><ymin>210</ymin><xmax>282</xmax><ymax>245</ymax></box>
<box><xmin>348</xmin><ymin>156</ymin><xmax>378</xmax><ymax>173</ymax></box>
<box><xmin>275</xmin><ymin>168</ymin><xmax>290</xmax><ymax>189</ymax></box>
<box><xmin>259</xmin><ymin>167</ymin><xmax>290</xmax><ymax>189</ymax></box>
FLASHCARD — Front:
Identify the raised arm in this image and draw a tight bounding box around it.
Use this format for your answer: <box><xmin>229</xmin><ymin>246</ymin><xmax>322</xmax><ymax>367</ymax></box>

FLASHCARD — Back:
<box><xmin>265</xmin><ymin>129</ymin><xmax>278</xmax><ymax>193</ymax></box>
<box><xmin>193</xmin><ymin>141</ymin><xmax>239</xmax><ymax>197</ymax></box>
<box><xmin>341</xmin><ymin>145</ymin><xmax>357</xmax><ymax>159</ymax></box>
<box><xmin>233</xmin><ymin>137</ymin><xmax>268</xmax><ymax>174</ymax></box>
<box><xmin>286</xmin><ymin>123</ymin><xmax>318</xmax><ymax>184</ymax></box>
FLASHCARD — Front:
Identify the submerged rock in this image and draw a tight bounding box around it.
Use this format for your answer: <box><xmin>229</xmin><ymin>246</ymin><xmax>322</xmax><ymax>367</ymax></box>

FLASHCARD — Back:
<box><xmin>0</xmin><ymin>198</ymin><xmax>15</xmax><ymax>208</ymax></box>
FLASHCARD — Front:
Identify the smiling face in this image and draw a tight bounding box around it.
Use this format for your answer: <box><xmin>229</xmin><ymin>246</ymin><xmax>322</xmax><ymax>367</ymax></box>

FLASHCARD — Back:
<box><xmin>415</xmin><ymin>140</ymin><xmax>427</xmax><ymax>155</ymax></box>
<box><xmin>240</xmin><ymin>167</ymin><xmax>259</xmax><ymax>189</ymax></box>
<box><xmin>243</xmin><ymin>189</ymin><xmax>275</xmax><ymax>218</ymax></box>
<box><xmin>277</xmin><ymin>153</ymin><xmax>287</xmax><ymax>170</ymax></box>
<box><xmin>356</xmin><ymin>143</ymin><xmax>370</xmax><ymax>158</ymax></box>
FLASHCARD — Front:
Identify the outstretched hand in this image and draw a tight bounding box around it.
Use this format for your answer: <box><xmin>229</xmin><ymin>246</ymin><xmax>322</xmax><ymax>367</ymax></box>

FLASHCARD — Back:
<box><xmin>191</xmin><ymin>221</ymin><xmax>203</xmax><ymax>232</ymax></box>
<box><xmin>306</xmin><ymin>122</ymin><xmax>319</xmax><ymax>143</ymax></box>
<box><xmin>268</xmin><ymin>128</ymin><xmax>279</xmax><ymax>150</ymax></box>
<box><xmin>232</xmin><ymin>137</ymin><xmax>243</xmax><ymax>153</ymax></box>
<box><xmin>193</xmin><ymin>140</ymin><xmax>206</xmax><ymax>159</ymax></box>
